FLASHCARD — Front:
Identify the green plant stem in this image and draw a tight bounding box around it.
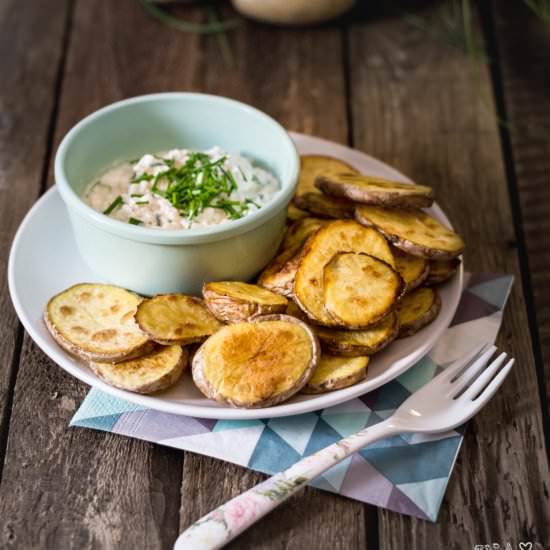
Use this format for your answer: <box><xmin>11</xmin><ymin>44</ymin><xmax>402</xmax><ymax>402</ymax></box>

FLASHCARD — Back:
<box><xmin>140</xmin><ymin>0</ymin><xmax>240</xmax><ymax>34</ymax></box>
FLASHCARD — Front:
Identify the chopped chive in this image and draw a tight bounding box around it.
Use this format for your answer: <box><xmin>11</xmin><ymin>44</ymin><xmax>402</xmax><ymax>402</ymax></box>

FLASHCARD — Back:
<box><xmin>128</xmin><ymin>217</ymin><xmax>143</xmax><ymax>225</ymax></box>
<box><xmin>238</xmin><ymin>166</ymin><xmax>248</xmax><ymax>182</ymax></box>
<box><xmin>155</xmin><ymin>214</ymin><xmax>162</xmax><ymax>226</ymax></box>
<box><xmin>103</xmin><ymin>196</ymin><xmax>123</xmax><ymax>215</ymax></box>
<box><xmin>131</xmin><ymin>193</ymin><xmax>144</xmax><ymax>198</ymax></box>
<box><xmin>135</xmin><ymin>201</ymin><xmax>149</xmax><ymax>205</ymax></box>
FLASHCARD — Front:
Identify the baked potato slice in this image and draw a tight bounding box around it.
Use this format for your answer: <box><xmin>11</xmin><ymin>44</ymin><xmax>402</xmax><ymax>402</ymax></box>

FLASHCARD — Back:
<box><xmin>316</xmin><ymin>173</ymin><xmax>434</xmax><ymax>208</ymax></box>
<box><xmin>393</xmin><ymin>247</ymin><xmax>429</xmax><ymax>293</ymax></box>
<box><xmin>135</xmin><ymin>294</ymin><xmax>223</xmax><ymax>345</ymax></box>
<box><xmin>44</xmin><ymin>283</ymin><xmax>154</xmax><ymax>362</ymax></box>
<box><xmin>426</xmin><ymin>258</ymin><xmax>461</xmax><ymax>285</ymax></box>
<box><xmin>323</xmin><ymin>253</ymin><xmax>403</xmax><ymax>328</ymax></box>
<box><xmin>282</xmin><ymin>217</ymin><xmax>326</xmax><ymax>251</ymax></box>
<box><xmin>293</xmin><ymin>155</ymin><xmax>359</xmax><ymax>219</ymax></box>
<box><xmin>257</xmin><ymin>245</ymin><xmax>302</xmax><ymax>297</ymax></box>
<box><xmin>294</xmin><ymin>220</ymin><xmax>396</xmax><ymax>326</ymax></box>
<box><xmin>192</xmin><ymin>314</ymin><xmax>320</xmax><ymax>408</ymax></box>
<box><xmin>295</xmin><ymin>193</ymin><xmax>356</xmax><ymax>219</ymax></box>
<box><xmin>89</xmin><ymin>345</ymin><xmax>188</xmax><ymax>394</ymax></box>
<box><xmin>355</xmin><ymin>205</ymin><xmax>465</xmax><ymax>260</ymax></box>
<box><xmin>396</xmin><ymin>287</ymin><xmax>441</xmax><ymax>337</ymax></box>
<box><xmin>287</xmin><ymin>202</ymin><xmax>309</xmax><ymax>222</ymax></box>
<box><xmin>315</xmin><ymin>313</ymin><xmax>399</xmax><ymax>356</ymax></box>
<box><xmin>202</xmin><ymin>281</ymin><xmax>288</xmax><ymax>323</ymax></box>
<box><xmin>302</xmin><ymin>354</ymin><xmax>369</xmax><ymax>394</ymax></box>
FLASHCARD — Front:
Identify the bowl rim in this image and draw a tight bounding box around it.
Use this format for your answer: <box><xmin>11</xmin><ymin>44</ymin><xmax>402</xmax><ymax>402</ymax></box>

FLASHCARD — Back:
<box><xmin>54</xmin><ymin>92</ymin><xmax>300</xmax><ymax>245</ymax></box>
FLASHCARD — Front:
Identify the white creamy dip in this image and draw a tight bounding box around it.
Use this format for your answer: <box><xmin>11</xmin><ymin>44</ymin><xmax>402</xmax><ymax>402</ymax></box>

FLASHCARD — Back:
<box><xmin>83</xmin><ymin>147</ymin><xmax>280</xmax><ymax>229</ymax></box>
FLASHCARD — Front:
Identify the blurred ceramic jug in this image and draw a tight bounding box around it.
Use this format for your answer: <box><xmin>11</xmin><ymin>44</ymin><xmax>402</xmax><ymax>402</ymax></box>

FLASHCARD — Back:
<box><xmin>232</xmin><ymin>0</ymin><xmax>355</xmax><ymax>25</ymax></box>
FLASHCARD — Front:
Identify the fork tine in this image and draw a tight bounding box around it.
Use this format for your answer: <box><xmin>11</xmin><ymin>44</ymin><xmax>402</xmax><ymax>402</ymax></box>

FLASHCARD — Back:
<box><xmin>450</xmin><ymin>346</ymin><xmax>497</xmax><ymax>395</ymax></box>
<box><xmin>439</xmin><ymin>343</ymin><xmax>494</xmax><ymax>383</ymax></box>
<box><xmin>460</xmin><ymin>352</ymin><xmax>508</xmax><ymax>400</ymax></box>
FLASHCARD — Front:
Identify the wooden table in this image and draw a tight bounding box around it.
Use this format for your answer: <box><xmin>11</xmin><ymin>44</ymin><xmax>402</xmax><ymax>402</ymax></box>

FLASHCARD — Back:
<box><xmin>1</xmin><ymin>2</ymin><xmax>549</xmax><ymax>548</ymax></box>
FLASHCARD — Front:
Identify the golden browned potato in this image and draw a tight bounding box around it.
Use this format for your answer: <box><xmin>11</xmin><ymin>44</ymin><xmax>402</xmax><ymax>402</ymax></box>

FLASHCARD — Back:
<box><xmin>323</xmin><ymin>253</ymin><xmax>403</xmax><ymax>328</ymax></box>
<box><xmin>202</xmin><ymin>281</ymin><xmax>288</xmax><ymax>323</ymax></box>
<box><xmin>315</xmin><ymin>313</ymin><xmax>399</xmax><ymax>356</ymax></box>
<box><xmin>393</xmin><ymin>247</ymin><xmax>429</xmax><ymax>293</ymax></box>
<box><xmin>257</xmin><ymin>245</ymin><xmax>302</xmax><ymax>297</ymax></box>
<box><xmin>282</xmin><ymin>217</ymin><xmax>326</xmax><ymax>251</ymax></box>
<box><xmin>287</xmin><ymin>202</ymin><xmax>309</xmax><ymax>222</ymax></box>
<box><xmin>293</xmin><ymin>155</ymin><xmax>359</xmax><ymax>218</ymax></box>
<box><xmin>135</xmin><ymin>294</ymin><xmax>223</xmax><ymax>345</ymax></box>
<box><xmin>355</xmin><ymin>206</ymin><xmax>465</xmax><ymax>260</ymax></box>
<box><xmin>302</xmin><ymin>354</ymin><xmax>369</xmax><ymax>394</ymax></box>
<box><xmin>396</xmin><ymin>287</ymin><xmax>441</xmax><ymax>337</ymax></box>
<box><xmin>44</xmin><ymin>283</ymin><xmax>154</xmax><ymax>363</ymax></box>
<box><xmin>192</xmin><ymin>315</ymin><xmax>320</xmax><ymax>408</ymax></box>
<box><xmin>426</xmin><ymin>258</ymin><xmax>461</xmax><ymax>285</ymax></box>
<box><xmin>316</xmin><ymin>173</ymin><xmax>434</xmax><ymax>208</ymax></box>
<box><xmin>294</xmin><ymin>220</ymin><xmax>395</xmax><ymax>325</ymax></box>
<box><xmin>89</xmin><ymin>345</ymin><xmax>188</xmax><ymax>394</ymax></box>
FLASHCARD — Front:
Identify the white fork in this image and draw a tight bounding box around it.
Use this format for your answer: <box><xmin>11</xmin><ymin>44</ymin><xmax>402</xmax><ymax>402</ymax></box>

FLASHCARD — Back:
<box><xmin>175</xmin><ymin>345</ymin><xmax>513</xmax><ymax>550</ymax></box>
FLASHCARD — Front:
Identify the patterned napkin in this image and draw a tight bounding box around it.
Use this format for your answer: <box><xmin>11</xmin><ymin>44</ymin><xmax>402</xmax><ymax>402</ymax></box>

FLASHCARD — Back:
<box><xmin>71</xmin><ymin>273</ymin><xmax>512</xmax><ymax>521</ymax></box>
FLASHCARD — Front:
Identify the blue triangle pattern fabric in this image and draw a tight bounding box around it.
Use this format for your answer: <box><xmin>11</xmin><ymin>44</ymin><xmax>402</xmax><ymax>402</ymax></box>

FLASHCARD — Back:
<box><xmin>70</xmin><ymin>273</ymin><xmax>513</xmax><ymax>522</ymax></box>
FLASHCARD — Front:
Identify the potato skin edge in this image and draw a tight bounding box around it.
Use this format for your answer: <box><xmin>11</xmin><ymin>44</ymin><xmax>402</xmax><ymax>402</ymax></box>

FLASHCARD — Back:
<box><xmin>398</xmin><ymin>289</ymin><xmax>442</xmax><ymax>338</ymax></box>
<box><xmin>316</xmin><ymin>177</ymin><xmax>434</xmax><ymax>209</ymax></box>
<box><xmin>191</xmin><ymin>314</ymin><xmax>320</xmax><ymax>409</ymax></box>
<box><xmin>88</xmin><ymin>346</ymin><xmax>188</xmax><ymax>394</ymax></box>
<box><xmin>44</xmin><ymin>283</ymin><xmax>154</xmax><ymax>363</ymax></box>
<box><xmin>355</xmin><ymin>208</ymin><xmax>465</xmax><ymax>260</ymax></box>
<box><xmin>302</xmin><ymin>367</ymin><xmax>368</xmax><ymax>394</ymax></box>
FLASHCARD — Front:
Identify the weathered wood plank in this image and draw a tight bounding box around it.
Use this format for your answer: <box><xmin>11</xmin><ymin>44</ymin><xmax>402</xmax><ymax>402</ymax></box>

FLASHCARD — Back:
<box><xmin>175</xmin><ymin>12</ymin><xmax>370</xmax><ymax>550</ymax></box>
<box><xmin>0</xmin><ymin>0</ymin><xmax>71</xmax><ymax>478</ymax></box>
<box><xmin>347</xmin><ymin>5</ymin><xmax>550</xmax><ymax>549</ymax></box>
<box><xmin>491</xmin><ymin>1</ymin><xmax>550</xmax><ymax>415</ymax></box>
<box><xmin>0</xmin><ymin>1</ymin><xmax>203</xmax><ymax>548</ymax></box>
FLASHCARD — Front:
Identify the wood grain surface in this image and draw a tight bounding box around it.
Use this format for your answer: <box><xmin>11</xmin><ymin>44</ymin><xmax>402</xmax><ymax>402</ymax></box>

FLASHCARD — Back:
<box><xmin>0</xmin><ymin>0</ymin><xmax>71</xmax><ymax>478</ymax></box>
<box><xmin>0</xmin><ymin>1</ymin><xmax>549</xmax><ymax>549</ymax></box>
<box><xmin>491</xmin><ymin>2</ymin><xmax>550</xmax><ymax>419</ymax></box>
<box><xmin>347</xmin><ymin>5</ymin><xmax>550</xmax><ymax>549</ymax></box>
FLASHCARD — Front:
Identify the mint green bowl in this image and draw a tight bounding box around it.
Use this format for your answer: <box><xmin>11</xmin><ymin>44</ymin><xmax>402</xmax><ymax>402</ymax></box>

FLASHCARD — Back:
<box><xmin>55</xmin><ymin>93</ymin><xmax>300</xmax><ymax>295</ymax></box>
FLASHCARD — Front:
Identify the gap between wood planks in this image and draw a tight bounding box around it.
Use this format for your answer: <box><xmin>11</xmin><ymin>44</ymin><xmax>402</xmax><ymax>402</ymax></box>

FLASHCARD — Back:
<box><xmin>479</xmin><ymin>2</ymin><xmax>550</xmax><ymax>465</ymax></box>
<box><xmin>0</xmin><ymin>1</ymin><xmax>75</xmax><ymax>486</ymax></box>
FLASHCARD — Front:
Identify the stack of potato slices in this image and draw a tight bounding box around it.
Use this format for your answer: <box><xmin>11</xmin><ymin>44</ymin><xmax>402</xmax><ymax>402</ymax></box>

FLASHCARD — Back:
<box><xmin>45</xmin><ymin>155</ymin><xmax>464</xmax><ymax>408</ymax></box>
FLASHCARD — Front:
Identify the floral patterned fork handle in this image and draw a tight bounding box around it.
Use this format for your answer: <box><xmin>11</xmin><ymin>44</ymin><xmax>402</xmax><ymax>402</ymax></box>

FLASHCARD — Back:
<box><xmin>174</xmin><ymin>419</ymin><xmax>398</xmax><ymax>550</ymax></box>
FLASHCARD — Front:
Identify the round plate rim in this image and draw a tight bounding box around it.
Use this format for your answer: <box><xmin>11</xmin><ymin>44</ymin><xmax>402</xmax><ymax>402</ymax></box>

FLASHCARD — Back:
<box><xmin>8</xmin><ymin>132</ymin><xmax>463</xmax><ymax>419</ymax></box>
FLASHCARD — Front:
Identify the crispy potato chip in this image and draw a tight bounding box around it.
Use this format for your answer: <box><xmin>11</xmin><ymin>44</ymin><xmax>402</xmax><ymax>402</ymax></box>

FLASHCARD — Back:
<box><xmin>316</xmin><ymin>173</ymin><xmax>434</xmax><ymax>208</ymax></box>
<box><xmin>294</xmin><ymin>220</ymin><xmax>396</xmax><ymax>326</ymax></box>
<box><xmin>315</xmin><ymin>313</ymin><xmax>399</xmax><ymax>356</ymax></box>
<box><xmin>135</xmin><ymin>294</ymin><xmax>223</xmax><ymax>345</ymax></box>
<box><xmin>355</xmin><ymin>206</ymin><xmax>465</xmax><ymax>260</ymax></box>
<box><xmin>323</xmin><ymin>253</ymin><xmax>403</xmax><ymax>328</ymax></box>
<box><xmin>89</xmin><ymin>345</ymin><xmax>188</xmax><ymax>394</ymax></box>
<box><xmin>302</xmin><ymin>354</ymin><xmax>369</xmax><ymax>394</ymax></box>
<box><xmin>257</xmin><ymin>245</ymin><xmax>302</xmax><ymax>297</ymax></box>
<box><xmin>293</xmin><ymin>155</ymin><xmax>359</xmax><ymax>218</ymax></box>
<box><xmin>393</xmin><ymin>247</ymin><xmax>429</xmax><ymax>293</ymax></box>
<box><xmin>396</xmin><ymin>287</ymin><xmax>441</xmax><ymax>337</ymax></box>
<box><xmin>282</xmin><ymin>217</ymin><xmax>326</xmax><ymax>251</ymax></box>
<box><xmin>44</xmin><ymin>283</ymin><xmax>153</xmax><ymax>362</ymax></box>
<box><xmin>295</xmin><ymin>193</ymin><xmax>356</xmax><ymax>219</ymax></box>
<box><xmin>192</xmin><ymin>314</ymin><xmax>320</xmax><ymax>408</ymax></box>
<box><xmin>203</xmin><ymin>281</ymin><xmax>288</xmax><ymax>323</ymax></box>
<box><xmin>426</xmin><ymin>258</ymin><xmax>461</xmax><ymax>285</ymax></box>
<box><xmin>287</xmin><ymin>202</ymin><xmax>309</xmax><ymax>222</ymax></box>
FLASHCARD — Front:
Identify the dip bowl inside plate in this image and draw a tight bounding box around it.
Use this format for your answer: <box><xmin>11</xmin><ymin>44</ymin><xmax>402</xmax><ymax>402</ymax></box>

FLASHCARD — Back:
<box><xmin>54</xmin><ymin>93</ymin><xmax>300</xmax><ymax>295</ymax></box>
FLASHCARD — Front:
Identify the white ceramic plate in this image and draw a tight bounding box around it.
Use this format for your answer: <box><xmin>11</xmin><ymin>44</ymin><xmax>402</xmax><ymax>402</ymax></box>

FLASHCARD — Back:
<box><xmin>8</xmin><ymin>133</ymin><xmax>462</xmax><ymax>419</ymax></box>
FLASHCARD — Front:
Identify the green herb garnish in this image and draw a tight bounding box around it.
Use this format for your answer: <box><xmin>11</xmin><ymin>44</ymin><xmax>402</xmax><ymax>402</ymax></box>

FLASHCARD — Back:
<box><xmin>131</xmin><ymin>193</ymin><xmax>144</xmax><ymax>198</ymax></box>
<box><xmin>135</xmin><ymin>201</ymin><xmax>149</xmax><ymax>205</ymax></box>
<box><xmin>145</xmin><ymin>152</ymin><xmax>251</xmax><ymax>222</ymax></box>
<box><xmin>103</xmin><ymin>196</ymin><xmax>123</xmax><ymax>215</ymax></box>
<box><xmin>128</xmin><ymin>217</ymin><xmax>143</xmax><ymax>225</ymax></box>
